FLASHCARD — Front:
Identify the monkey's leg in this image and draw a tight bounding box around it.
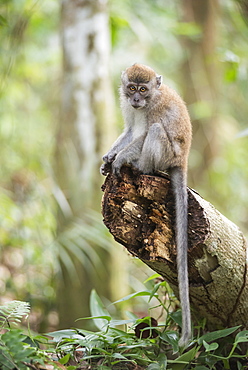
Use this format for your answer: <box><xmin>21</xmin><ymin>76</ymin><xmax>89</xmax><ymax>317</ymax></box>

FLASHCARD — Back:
<box><xmin>138</xmin><ymin>123</ymin><xmax>174</xmax><ymax>174</ymax></box>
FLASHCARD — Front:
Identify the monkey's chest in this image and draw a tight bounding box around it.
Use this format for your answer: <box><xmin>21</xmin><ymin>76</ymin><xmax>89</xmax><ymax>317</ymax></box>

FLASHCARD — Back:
<box><xmin>132</xmin><ymin>110</ymin><xmax>148</xmax><ymax>139</ymax></box>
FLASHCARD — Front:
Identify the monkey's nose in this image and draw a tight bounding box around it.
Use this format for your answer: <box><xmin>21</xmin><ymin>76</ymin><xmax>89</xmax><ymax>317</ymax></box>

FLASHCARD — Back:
<box><xmin>133</xmin><ymin>98</ymin><xmax>139</xmax><ymax>102</ymax></box>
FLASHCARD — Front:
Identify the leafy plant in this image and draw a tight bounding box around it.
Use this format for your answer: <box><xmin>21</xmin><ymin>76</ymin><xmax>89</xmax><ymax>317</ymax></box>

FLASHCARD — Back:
<box><xmin>0</xmin><ymin>329</ymin><xmax>37</xmax><ymax>370</ymax></box>
<box><xmin>0</xmin><ymin>300</ymin><xmax>48</xmax><ymax>370</ymax></box>
<box><xmin>0</xmin><ymin>300</ymin><xmax>30</xmax><ymax>329</ymax></box>
<box><xmin>53</xmin><ymin>211</ymin><xmax>112</xmax><ymax>280</ymax></box>
<box><xmin>45</xmin><ymin>287</ymin><xmax>248</xmax><ymax>370</ymax></box>
<box><xmin>1</xmin><ymin>286</ymin><xmax>248</xmax><ymax>369</ymax></box>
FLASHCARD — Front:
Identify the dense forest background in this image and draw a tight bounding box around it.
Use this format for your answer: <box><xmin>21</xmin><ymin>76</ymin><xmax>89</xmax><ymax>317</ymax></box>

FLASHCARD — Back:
<box><xmin>0</xmin><ymin>0</ymin><xmax>248</xmax><ymax>333</ymax></box>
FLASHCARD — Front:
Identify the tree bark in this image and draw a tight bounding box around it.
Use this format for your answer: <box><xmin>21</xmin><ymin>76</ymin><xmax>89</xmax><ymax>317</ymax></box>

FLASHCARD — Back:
<box><xmin>101</xmin><ymin>166</ymin><xmax>248</xmax><ymax>330</ymax></box>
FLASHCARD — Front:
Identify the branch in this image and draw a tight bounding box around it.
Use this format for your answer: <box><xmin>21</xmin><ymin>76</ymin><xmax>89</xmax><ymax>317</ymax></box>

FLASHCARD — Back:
<box><xmin>101</xmin><ymin>166</ymin><xmax>248</xmax><ymax>330</ymax></box>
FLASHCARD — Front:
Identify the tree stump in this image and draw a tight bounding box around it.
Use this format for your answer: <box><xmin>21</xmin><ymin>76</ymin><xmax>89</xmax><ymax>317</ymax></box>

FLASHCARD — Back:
<box><xmin>101</xmin><ymin>165</ymin><xmax>248</xmax><ymax>331</ymax></box>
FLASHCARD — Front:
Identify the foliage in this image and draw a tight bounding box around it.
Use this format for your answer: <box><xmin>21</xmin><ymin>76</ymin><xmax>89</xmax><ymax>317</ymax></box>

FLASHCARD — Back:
<box><xmin>0</xmin><ymin>300</ymin><xmax>30</xmax><ymax>329</ymax></box>
<box><xmin>0</xmin><ymin>0</ymin><xmax>60</xmax><ymax>329</ymax></box>
<box><xmin>0</xmin><ymin>0</ymin><xmax>248</xmax><ymax>345</ymax></box>
<box><xmin>0</xmin><ymin>300</ymin><xmax>48</xmax><ymax>370</ymax></box>
<box><xmin>53</xmin><ymin>211</ymin><xmax>113</xmax><ymax>281</ymax></box>
<box><xmin>1</xmin><ymin>286</ymin><xmax>248</xmax><ymax>369</ymax></box>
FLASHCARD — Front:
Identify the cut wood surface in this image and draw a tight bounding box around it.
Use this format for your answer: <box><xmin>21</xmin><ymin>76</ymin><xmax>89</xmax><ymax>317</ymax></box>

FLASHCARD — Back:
<box><xmin>101</xmin><ymin>165</ymin><xmax>248</xmax><ymax>330</ymax></box>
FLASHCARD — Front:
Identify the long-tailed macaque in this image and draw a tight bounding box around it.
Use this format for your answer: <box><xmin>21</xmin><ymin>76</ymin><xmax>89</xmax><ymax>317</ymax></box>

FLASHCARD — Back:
<box><xmin>101</xmin><ymin>64</ymin><xmax>192</xmax><ymax>346</ymax></box>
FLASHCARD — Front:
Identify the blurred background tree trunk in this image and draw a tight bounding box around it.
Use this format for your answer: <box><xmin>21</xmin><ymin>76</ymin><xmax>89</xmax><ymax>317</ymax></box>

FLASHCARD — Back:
<box><xmin>180</xmin><ymin>0</ymin><xmax>221</xmax><ymax>189</ymax></box>
<box><xmin>53</xmin><ymin>0</ymin><xmax>116</xmax><ymax>329</ymax></box>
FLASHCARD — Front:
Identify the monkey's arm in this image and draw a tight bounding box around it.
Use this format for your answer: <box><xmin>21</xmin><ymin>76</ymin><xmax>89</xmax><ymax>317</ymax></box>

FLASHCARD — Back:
<box><xmin>112</xmin><ymin>134</ymin><xmax>146</xmax><ymax>175</ymax></box>
<box><xmin>101</xmin><ymin>128</ymin><xmax>134</xmax><ymax>176</ymax></box>
<box><xmin>102</xmin><ymin>128</ymin><xmax>133</xmax><ymax>164</ymax></box>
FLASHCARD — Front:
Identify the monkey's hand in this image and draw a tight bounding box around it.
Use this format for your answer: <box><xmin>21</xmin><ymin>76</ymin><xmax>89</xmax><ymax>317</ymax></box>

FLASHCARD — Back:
<box><xmin>100</xmin><ymin>162</ymin><xmax>112</xmax><ymax>176</ymax></box>
<box><xmin>101</xmin><ymin>151</ymin><xmax>117</xmax><ymax>176</ymax></box>
<box><xmin>112</xmin><ymin>152</ymin><xmax>129</xmax><ymax>176</ymax></box>
<box><xmin>100</xmin><ymin>151</ymin><xmax>117</xmax><ymax>176</ymax></box>
<box><xmin>102</xmin><ymin>150</ymin><xmax>117</xmax><ymax>164</ymax></box>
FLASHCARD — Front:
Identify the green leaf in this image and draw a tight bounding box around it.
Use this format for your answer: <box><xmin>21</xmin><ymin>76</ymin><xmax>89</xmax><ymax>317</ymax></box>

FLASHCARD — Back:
<box><xmin>198</xmin><ymin>326</ymin><xmax>241</xmax><ymax>344</ymax></box>
<box><xmin>0</xmin><ymin>300</ymin><xmax>30</xmax><ymax>328</ymax></box>
<box><xmin>234</xmin><ymin>330</ymin><xmax>248</xmax><ymax>344</ymax></box>
<box><xmin>32</xmin><ymin>334</ymin><xmax>49</xmax><ymax>344</ymax></box>
<box><xmin>46</xmin><ymin>329</ymin><xmax>81</xmax><ymax>342</ymax></box>
<box><xmin>237</xmin><ymin>361</ymin><xmax>243</xmax><ymax>370</ymax></box>
<box><xmin>112</xmin><ymin>291</ymin><xmax>152</xmax><ymax>305</ymax></box>
<box><xmin>147</xmin><ymin>364</ymin><xmax>161</xmax><ymax>370</ymax></box>
<box><xmin>59</xmin><ymin>353</ymin><xmax>70</xmax><ymax>364</ymax></box>
<box><xmin>157</xmin><ymin>352</ymin><xmax>167</xmax><ymax>369</ymax></box>
<box><xmin>77</xmin><ymin>314</ymin><xmax>112</xmax><ymax>331</ymax></box>
<box><xmin>160</xmin><ymin>330</ymin><xmax>179</xmax><ymax>353</ymax></box>
<box><xmin>148</xmin><ymin>282</ymin><xmax>161</xmax><ymax>302</ymax></box>
<box><xmin>143</xmin><ymin>273</ymin><xmax>161</xmax><ymax>283</ymax></box>
<box><xmin>203</xmin><ymin>340</ymin><xmax>219</xmax><ymax>352</ymax></box>
<box><xmin>78</xmin><ymin>315</ymin><xmax>111</xmax><ymax>322</ymax></box>
<box><xmin>109</xmin><ymin>318</ymin><xmax>135</xmax><ymax>326</ymax></box>
<box><xmin>168</xmin><ymin>346</ymin><xmax>199</xmax><ymax>370</ymax></box>
<box><xmin>118</xmin><ymin>343</ymin><xmax>153</xmax><ymax>350</ymax></box>
<box><xmin>111</xmin><ymin>352</ymin><xmax>128</xmax><ymax>361</ymax></box>
<box><xmin>170</xmin><ymin>310</ymin><xmax>183</xmax><ymax>328</ymax></box>
<box><xmin>89</xmin><ymin>290</ymin><xmax>111</xmax><ymax>330</ymax></box>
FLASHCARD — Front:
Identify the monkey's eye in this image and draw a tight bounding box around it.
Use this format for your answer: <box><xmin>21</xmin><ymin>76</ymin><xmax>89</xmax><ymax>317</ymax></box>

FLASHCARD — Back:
<box><xmin>129</xmin><ymin>86</ymin><xmax>136</xmax><ymax>91</ymax></box>
<box><xmin>140</xmin><ymin>87</ymin><xmax>147</xmax><ymax>92</ymax></box>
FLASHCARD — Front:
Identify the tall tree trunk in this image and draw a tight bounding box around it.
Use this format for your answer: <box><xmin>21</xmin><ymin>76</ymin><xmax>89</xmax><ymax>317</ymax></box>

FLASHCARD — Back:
<box><xmin>180</xmin><ymin>0</ymin><xmax>221</xmax><ymax>188</ymax></box>
<box><xmin>56</xmin><ymin>0</ymin><xmax>114</xmax><ymax>217</ymax></box>
<box><xmin>53</xmin><ymin>0</ymin><xmax>115</xmax><ymax>329</ymax></box>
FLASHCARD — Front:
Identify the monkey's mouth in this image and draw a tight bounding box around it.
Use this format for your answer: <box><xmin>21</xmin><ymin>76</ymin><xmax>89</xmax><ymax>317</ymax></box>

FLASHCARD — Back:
<box><xmin>131</xmin><ymin>103</ymin><xmax>145</xmax><ymax>109</ymax></box>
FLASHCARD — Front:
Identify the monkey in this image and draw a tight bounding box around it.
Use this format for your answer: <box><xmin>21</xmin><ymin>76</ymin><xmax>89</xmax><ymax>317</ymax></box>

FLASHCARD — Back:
<box><xmin>100</xmin><ymin>64</ymin><xmax>192</xmax><ymax>347</ymax></box>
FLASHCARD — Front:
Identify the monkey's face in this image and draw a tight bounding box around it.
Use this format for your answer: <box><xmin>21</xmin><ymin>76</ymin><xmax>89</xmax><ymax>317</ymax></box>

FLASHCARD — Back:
<box><xmin>125</xmin><ymin>83</ymin><xmax>150</xmax><ymax>109</ymax></box>
<box><xmin>121</xmin><ymin>65</ymin><xmax>162</xmax><ymax>109</ymax></box>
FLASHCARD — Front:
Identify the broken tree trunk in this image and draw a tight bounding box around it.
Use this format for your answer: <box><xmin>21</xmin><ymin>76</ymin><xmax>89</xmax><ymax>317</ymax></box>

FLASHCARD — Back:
<box><xmin>101</xmin><ymin>165</ymin><xmax>248</xmax><ymax>331</ymax></box>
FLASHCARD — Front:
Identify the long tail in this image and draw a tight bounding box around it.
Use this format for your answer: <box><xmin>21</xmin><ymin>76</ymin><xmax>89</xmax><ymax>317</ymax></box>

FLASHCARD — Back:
<box><xmin>170</xmin><ymin>166</ymin><xmax>191</xmax><ymax>347</ymax></box>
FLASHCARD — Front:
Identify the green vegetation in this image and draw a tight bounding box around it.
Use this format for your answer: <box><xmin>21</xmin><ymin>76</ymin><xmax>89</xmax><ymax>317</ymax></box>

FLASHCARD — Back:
<box><xmin>0</xmin><ymin>285</ymin><xmax>248</xmax><ymax>369</ymax></box>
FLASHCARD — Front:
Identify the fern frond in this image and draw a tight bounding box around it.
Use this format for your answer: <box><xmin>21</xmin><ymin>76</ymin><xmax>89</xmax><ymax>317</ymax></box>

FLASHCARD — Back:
<box><xmin>0</xmin><ymin>300</ymin><xmax>30</xmax><ymax>328</ymax></box>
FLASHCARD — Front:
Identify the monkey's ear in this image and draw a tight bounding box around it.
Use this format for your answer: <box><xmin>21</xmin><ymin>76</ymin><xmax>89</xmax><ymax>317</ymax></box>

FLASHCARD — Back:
<box><xmin>121</xmin><ymin>70</ymin><xmax>127</xmax><ymax>83</ymax></box>
<box><xmin>156</xmin><ymin>75</ymin><xmax>162</xmax><ymax>88</ymax></box>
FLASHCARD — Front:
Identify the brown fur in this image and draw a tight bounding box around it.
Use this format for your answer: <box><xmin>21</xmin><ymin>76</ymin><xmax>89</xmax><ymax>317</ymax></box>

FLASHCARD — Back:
<box><xmin>126</xmin><ymin>63</ymin><xmax>157</xmax><ymax>84</ymax></box>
